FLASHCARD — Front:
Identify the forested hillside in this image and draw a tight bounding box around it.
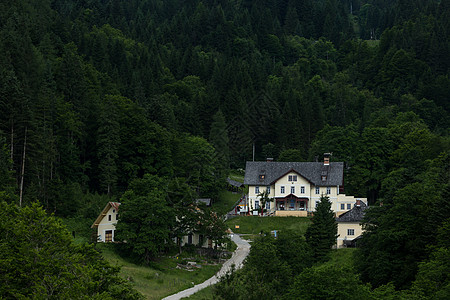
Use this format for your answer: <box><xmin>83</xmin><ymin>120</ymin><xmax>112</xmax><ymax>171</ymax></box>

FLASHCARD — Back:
<box><xmin>0</xmin><ymin>0</ymin><xmax>449</xmax><ymax>297</ymax></box>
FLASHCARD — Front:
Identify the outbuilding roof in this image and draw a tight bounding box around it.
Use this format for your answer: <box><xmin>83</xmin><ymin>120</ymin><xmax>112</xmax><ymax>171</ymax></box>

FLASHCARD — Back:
<box><xmin>337</xmin><ymin>201</ymin><xmax>368</xmax><ymax>222</ymax></box>
<box><xmin>196</xmin><ymin>198</ymin><xmax>212</xmax><ymax>206</ymax></box>
<box><xmin>226</xmin><ymin>177</ymin><xmax>244</xmax><ymax>188</ymax></box>
<box><xmin>243</xmin><ymin>161</ymin><xmax>344</xmax><ymax>186</ymax></box>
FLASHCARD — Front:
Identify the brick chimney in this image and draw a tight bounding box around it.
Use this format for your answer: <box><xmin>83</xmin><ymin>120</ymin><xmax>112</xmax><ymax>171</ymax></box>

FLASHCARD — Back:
<box><xmin>356</xmin><ymin>199</ymin><xmax>361</xmax><ymax>207</ymax></box>
<box><xmin>323</xmin><ymin>153</ymin><xmax>331</xmax><ymax>165</ymax></box>
<box><xmin>266</xmin><ymin>158</ymin><xmax>274</xmax><ymax>162</ymax></box>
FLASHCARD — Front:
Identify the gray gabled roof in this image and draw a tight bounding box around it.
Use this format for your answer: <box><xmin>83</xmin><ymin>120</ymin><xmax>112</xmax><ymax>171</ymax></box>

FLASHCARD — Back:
<box><xmin>243</xmin><ymin>161</ymin><xmax>344</xmax><ymax>187</ymax></box>
<box><xmin>337</xmin><ymin>202</ymin><xmax>368</xmax><ymax>222</ymax></box>
<box><xmin>226</xmin><ymin>177</ymin><xmax>244</xmax><ymax>188</ymax></box>
<box><xmin>196</xmin><ymin>198</ymin><xmax>211</xmax><ymax>206</ymax></box>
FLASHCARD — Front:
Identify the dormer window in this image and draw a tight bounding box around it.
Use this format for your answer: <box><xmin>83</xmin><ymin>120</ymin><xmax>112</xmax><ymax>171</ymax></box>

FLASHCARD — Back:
<box><xmin>259</xmin><ymin>174</ymin><xmax>265</xmax><ymax>180</ymax></box>
<box><xmin>321</xmin><ymin>170</ymin><xmax>327</xmax><ymax>181</ymax></box>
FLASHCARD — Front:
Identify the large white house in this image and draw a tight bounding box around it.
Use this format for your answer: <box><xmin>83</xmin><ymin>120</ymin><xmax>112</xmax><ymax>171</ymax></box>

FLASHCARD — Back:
<box><xmin>244</xmin><ymin>154</ymin><xmax>367</xmax><ymax>217</ymax></box>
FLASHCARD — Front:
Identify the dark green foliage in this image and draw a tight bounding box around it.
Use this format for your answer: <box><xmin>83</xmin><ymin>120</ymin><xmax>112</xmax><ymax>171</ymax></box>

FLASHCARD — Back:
<box><xmin>215</xmin><ymin>234</ymin><xmax>292</xmax><ymax>300</ymax></box>
<box><xmin>209</xmin><ymin>109</ymin><xmax>230</xmax><ymax>179</ymax></box>
<box><xmin>305</xmin><ymin>195</ymin><xmax>338</xmax><ymax>262</ymax></box>
<box><xmin>1</xmin><ymin>0</ymin><xmax>449</xmax><ymax>211</ymax></box>
<box><xmin>196</xmin><ymin>208</ymin><xmax>229</xmax><ymax>250</ymax></box>
<box><xmin>115</xmin><ymin>175</ymin><xmax>175</xmax><ymax>263</ymax></box>
<box><xmin>278</xmin><ymin>148</ymin><xmax>304</xmax><ymax>162</ymax></box>
<box><xmin>287</xmin><ymin>265</ymin><xmax>372</xmax><ymax>300</ymax></box>
<box><xmin>0</xmin><ymin>200</ymin><xmax>142</xmax><ymax>299</ymax></box>
<box><xmin>0</xmin><ymin>137</ymin><xmax>15</xmax><ymax>199</ymax></box>
<box><xmin>0</xmin><ymin>1</ymin><xmax>449</xmax><ymax>297</ymax></box>
<box><xmin>356</xmin><ymin>153</ymin><xmax>450</xmax><ymax>289</ymax></box>
<box><xmin>275</xmin><ymin>230</ymin><xmax>313</xmax><ymax>276</ymax></box>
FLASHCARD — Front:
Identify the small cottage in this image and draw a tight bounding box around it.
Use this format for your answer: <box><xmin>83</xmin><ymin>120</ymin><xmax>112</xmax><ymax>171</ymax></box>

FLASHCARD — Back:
<box><xmin>91</xmin><ymin>202</ymin><xmax>120</xmax><ymax>242</ymax></box>
<box><xmin>336</xmin><ymin>200</ymin><xmax>367</xmax><ymax>248</ymax></box>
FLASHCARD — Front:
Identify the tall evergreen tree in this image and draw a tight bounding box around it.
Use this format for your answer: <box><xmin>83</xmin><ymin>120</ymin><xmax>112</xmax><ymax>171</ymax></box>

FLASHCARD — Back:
<box><xmin>305</xmin><ymin>195</ymin><xmax>337</xmax><ymax>262</ymax></box>
<box><xmin>209</xmin><ymin>109</ymin><xmax>230</xmax><ymax>176</ymax></box>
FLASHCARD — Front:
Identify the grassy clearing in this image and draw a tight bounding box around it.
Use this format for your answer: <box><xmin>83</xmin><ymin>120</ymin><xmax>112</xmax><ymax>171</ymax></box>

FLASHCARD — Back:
<box><xmin>61</xmin><ymin>216</ymin><xmax>93</xmax><ymax>244</ymax></box>
<box><xmin>365</xmin><ymin>39</ymin><xmax>380</xmax><ymax>47</ymax></box>
<box><xmin>324</xmin><ymin>248</ymin><xmax>357</xmax><ymax>268</ymax></box>
<box><xmin>213</xmin><ymin>190</ymin><xmax>242</xmax><ymax>215</ymax></box>
<box><xmin>226</xmin><ymin>216</ymin><xmax>311</xmax><ymax>235</ymax></box>
<box><xmin>98</xmin><ymin>244</ymin><xmax>222</xmax><ymax>299</ymax></box>
<box><xmin>228</xmin><ymin>169</ymin><xmax>245</xmax><ymax>182</ymax></box>
<box><xmin>183</xmin><ymin>285</ymin><xmax>215</xmax><ymax>299</ymax></box>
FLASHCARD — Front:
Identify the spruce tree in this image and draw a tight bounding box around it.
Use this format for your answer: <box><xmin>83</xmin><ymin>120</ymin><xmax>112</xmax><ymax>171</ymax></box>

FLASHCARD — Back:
<box><xmin>209</xmin><ymin>109</ymin><xmax>229</xmax><ymax>176</ymax></box>
<box><xmin>305</xmin><ymin>195</ymin><xmax>337</xmax><ymax>262</ymax></box>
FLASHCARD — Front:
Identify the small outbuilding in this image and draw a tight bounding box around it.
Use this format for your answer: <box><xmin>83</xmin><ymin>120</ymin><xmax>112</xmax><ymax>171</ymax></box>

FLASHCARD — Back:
<box><xmin>91</xmin><ymin>202</ymin><xmax>120</xmax><ymax>242</ymax></box>
<box><xmin>336</xmin><ymin>200</ymin><xmax>367</xmax><ymax>248</ymax></box>
<box><xmin>226</xmin><ymin>177</ymin><xmax>244</xmax><ymax>193</ymax></box>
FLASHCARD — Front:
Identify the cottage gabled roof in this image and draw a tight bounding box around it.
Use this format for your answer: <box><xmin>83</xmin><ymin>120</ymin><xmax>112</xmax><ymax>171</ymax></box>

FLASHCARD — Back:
<box><xmin>243</xmin><ymin>161</ymin><xmax>344</xmax><ymax>186</ymax></box>
<box><xmin>91</xmin><ymin>202</ymin><xmax>121</xmax><ymax>228</ymax></box>
<box><xmin>196</xmin><ymin>198</ymin><xmax>212</xmax><ymax>206</ymax></box>
<box><xmin>337</xmin><ymin>201</ymin><xmax>368</xmax><ymax>223</ymax></box>
<box><xmin>226</xmin><ymin>177</ymin><xmax>244</xmax><ymax>188</ymax></box>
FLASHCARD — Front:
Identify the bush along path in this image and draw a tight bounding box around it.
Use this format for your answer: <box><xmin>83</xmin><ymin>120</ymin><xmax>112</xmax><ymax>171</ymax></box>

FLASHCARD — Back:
<box><xmin>162</xmin><ymin>233</ymin><xmax>251</xmax><ymax>300</ymax></box>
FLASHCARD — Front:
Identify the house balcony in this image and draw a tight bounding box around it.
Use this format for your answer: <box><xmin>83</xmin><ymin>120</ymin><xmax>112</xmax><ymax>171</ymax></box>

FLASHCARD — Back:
<box><xmin>273</xmin><ymin>195</ymin><xmax>309</xmax><ymax>217</ymax></box>
<box><xmin>274</xmin><ymin>210</ymin><xmax>308</xmax><ymax>217</ymax></box>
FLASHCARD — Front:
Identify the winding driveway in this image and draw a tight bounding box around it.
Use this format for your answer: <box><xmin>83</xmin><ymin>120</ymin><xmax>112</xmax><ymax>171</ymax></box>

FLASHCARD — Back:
<box><xmin>162</xmin><ymin>233</ymin><xmax>251</xmax><ymax>300</ymax></box>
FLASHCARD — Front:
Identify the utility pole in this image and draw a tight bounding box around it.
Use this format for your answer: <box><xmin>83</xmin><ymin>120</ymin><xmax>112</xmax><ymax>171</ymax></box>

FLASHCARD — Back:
<box><xmin>252</xmin><ymin>142</ymin><xmax>255</xmax><ymax>161</ymax></box>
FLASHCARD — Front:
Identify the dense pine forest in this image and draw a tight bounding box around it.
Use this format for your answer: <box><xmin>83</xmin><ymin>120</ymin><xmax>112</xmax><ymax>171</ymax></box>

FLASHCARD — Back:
<box><xmin>1</xmin><ymin>0</ymin><xmax>449</xmax><ymax>298</ymax></box>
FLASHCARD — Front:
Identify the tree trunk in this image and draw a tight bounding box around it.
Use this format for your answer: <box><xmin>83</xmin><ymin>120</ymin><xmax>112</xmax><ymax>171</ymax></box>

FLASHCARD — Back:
<box><xmin>19</xmin><ymin>127</ymin><xmax>27</xmax><ymax>207</ymax></box>
<box><xmin>10</xmin><ymin>122</ymin><xmax>14</xmax><ymax>163</ymax></box>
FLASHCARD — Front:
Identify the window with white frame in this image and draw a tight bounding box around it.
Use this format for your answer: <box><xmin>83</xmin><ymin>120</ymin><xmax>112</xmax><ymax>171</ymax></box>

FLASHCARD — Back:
<box><xmin>255</xmin><ymin>186</ymin><xmax>259</xmax><ymax>194</ymax></box>
<box><xmin>301</xmin><ymin>186</ymin><xmax>305</xmax><ymax>194</ymax></box>
<box><xmin>108</xmin><ymin>215</ymin><xmax>111</xmax><ymax>221</ymax></box>
<box><xmin>255</xmin><ymin>200</ymin><xmax>260</xmax><ymax>209</ymax></box>
<box><xmin>288</xmin><ymin>175</ymin><xmax>298</xmax><ymax>181</ymax></box>
<box><xmin>315</xmin><ymin>186</ymin><xmax>320</xmax><ymax>194</ymax></box>
<box><xmin>340</xmin><ymin>203</ymin><xmax>345</xmax><ymax>210</ymax></box>
<box><xmin>266</xmin><ymin>201</ymin><xmax>270</xmax><ymax>209</ymax></box>
<box><xmin>326</xmin><ymin>187</ymin><xmax>331</xmax><ymax>194</ymax></box>
<box><xmin>348</xmin><ymin>229</ymin><xmax>355</xmax><ymax>236</ymax></box>
<box><xmin>347</xmin><ymin>203</ymin><xmax>351</xmax><ymax>209</ymax></box>
<box><xmin>281</xmin><ymin>186</ymin><xmax>285</xmax><ymax>194</ymax></box>
<box><xmin>315</xmin><ymin>201</ymin><xmax>320</xmax><ymax>208</ymax></box>
<box><xmin>291</xmin><ymin>186</ymin><xmax>295</xmax><ymax>194</ymax></box>
<box><xmin>267</xmin><ymin>186</ymin><xmax>271</xmax><ymax>194</ymax></box>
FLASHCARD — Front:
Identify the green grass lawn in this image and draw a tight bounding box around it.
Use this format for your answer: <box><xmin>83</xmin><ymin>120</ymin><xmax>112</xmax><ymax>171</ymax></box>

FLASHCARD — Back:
<box><xmin>228</xmin><ymin>169</ymin><xmax>245</xmax><ymax>182</ymax></box>
<box><xmin>183</xmin><ymin>285</ymin><xmax>215</xmax><ymax>299</ymax></box>
<box><xmin>212</xmin><ymin>190</ymin><xmax>243</xmax><ymax>215</ymax></box>
<box><xmin>98</xmin><ymin>244</ymin><xmax>222</xmax><ymax>299</ymax></box>
<box><xmin>324</xmin><ymin>248</ymin><xmax>357</xmax><ymax>268</ymax></box>
<box><xmin>226</xmin><ymin>216</ymin><xmax>311</xmax><ymax>235</ymax></box>
<box><xmin>365</xmin><ymin>39</ymin><xmax>380</xmax><ymax>47</ymax></box>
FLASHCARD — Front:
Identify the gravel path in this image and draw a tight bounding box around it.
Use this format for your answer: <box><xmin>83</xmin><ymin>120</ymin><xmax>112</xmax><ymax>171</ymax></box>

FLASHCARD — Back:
<box><xmin>162</xmin><ymin>233</ymin><xmax>250</xmax><ymax>300</ymax></box>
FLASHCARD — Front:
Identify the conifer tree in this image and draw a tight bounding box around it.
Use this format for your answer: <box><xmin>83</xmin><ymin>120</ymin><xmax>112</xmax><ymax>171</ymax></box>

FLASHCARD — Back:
<box><xmin>305</xmin><ymin>195</ymin><xmax>337</xmax><ymax>262</ymax></box>
<box><xmin>209</xmin><ymin>109</ymin><xmax>229</xmax><ymax>175</ymax></box>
